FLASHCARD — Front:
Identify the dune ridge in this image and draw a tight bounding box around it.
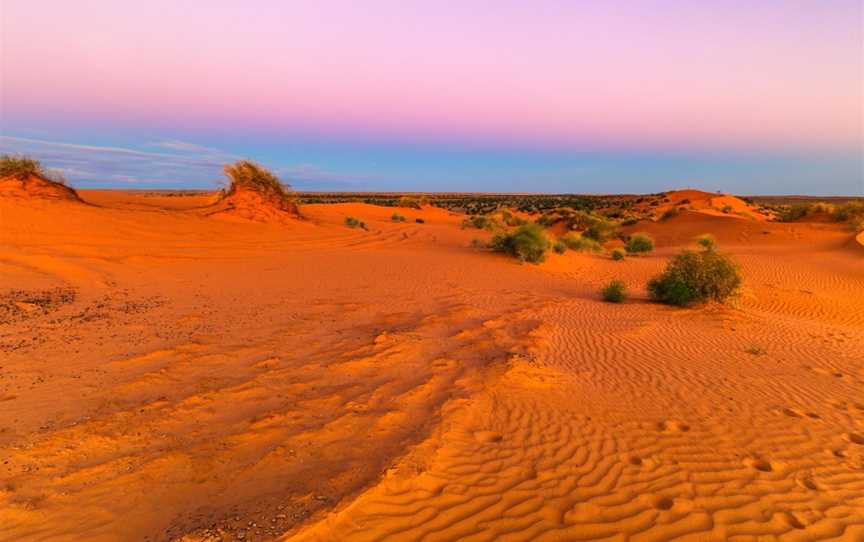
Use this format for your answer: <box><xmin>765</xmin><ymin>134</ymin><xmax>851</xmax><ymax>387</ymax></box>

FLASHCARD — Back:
<box><xmin>0</xmin><ymin>174</ymin><xmax>83</xmax><ymax>202</ymax></box>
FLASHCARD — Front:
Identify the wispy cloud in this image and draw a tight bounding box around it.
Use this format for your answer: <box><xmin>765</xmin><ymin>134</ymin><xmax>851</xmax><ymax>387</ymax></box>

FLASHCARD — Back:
<box><xmin>0</xmin><ymin>136</ymin><xmax>234</xmax><ymax>187</ymax></box>
<box><xmin>149</xmin><ymin>140</ymin><xmax>228</xmax><ymax>155</ymax></box>
<box><xmin>0</xmin><ymin>135</ymin><xmax>386</xmax><ymax>190</ymax></box>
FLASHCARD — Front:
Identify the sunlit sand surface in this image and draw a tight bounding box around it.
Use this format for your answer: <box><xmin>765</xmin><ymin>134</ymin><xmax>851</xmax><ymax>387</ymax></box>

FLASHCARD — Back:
<box><xmin>1</xmin><ymin>187</ymin><xmax>862</xmax><ymax>542</ymax></box>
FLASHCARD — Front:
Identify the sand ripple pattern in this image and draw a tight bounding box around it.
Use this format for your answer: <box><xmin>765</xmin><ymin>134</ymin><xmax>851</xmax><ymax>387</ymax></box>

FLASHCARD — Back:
<box><xmin>292</xmin><ymin>297</ymin><xmax>864</xmax><ymax>541</ymax></box>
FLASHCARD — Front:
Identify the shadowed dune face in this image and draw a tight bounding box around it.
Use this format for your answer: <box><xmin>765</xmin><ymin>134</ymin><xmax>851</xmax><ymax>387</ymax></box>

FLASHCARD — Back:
<box><xmin>1</xmin><ymin>190</ymin><xmax>863</xmax><ymax>542</ymax></box>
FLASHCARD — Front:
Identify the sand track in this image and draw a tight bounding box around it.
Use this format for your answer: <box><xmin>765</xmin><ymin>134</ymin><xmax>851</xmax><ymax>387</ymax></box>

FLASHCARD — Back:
<box><xmin>1</xmin><ymin>192</ymin><xmax>862</xmax><ymax>541</ymax></box>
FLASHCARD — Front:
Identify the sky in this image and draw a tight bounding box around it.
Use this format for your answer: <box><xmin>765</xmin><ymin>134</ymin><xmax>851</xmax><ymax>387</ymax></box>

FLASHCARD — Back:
<box><xmin>1</xmin><ymin>0</ymin><xmax>862</xmax><ymax>194</ymax></box>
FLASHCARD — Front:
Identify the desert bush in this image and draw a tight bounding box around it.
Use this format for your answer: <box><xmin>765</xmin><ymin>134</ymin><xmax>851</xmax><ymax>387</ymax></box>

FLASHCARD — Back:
<box><xmin>415</xmin><ymin>218</ymin><xmax>425</xmax><ymax>224</ymax></box>
<box><xmin>0</xmin><ymin>154</ymin><xmax>46</xmax><ymax>179</ymax></box>
<box><xmin>391</xmin><ymin>213</ymin><xmax>406</xmax><ymax>222</ymax></box>
<box><xmin>611</xmin><ymin>248</ymin><xmax>626</xmax><ymax>261</ymax></box>
<box><xmin>560</xmin><ymin>233</ymin><xmax>603</xmax><ymax>253</ymax></box>
<box><xmin>553</xmin><ymin>241</ymin><xmax>567</xmax><ymax>254</ymax></box>
<box><xmin>660</xmin><ymin>207</ymin><xmax>680</xmax><ymax>221</ymax></box>
<box><xmin>470</xmin><ymin>238</ymin><xmax>486</xmax><ymax>249</ymax></box>
<box><xmin>498</xmin><ymin>210</ymin><xmax>527</xmax><ymax>227</ymax></box>
<box><xmin>621</xmin><ymin>217</ymin><xmax>640</xmax><ymax>226</ymax></box>
<box><xmin>695</xmin><ymin>233</ymin><xmax>716</xmax><ymax>251</ymax></box>
<box><xmin>832</xmin><ymin>201</ymin><xmax>864</xmax><ymax>224</ymax></box>
<box><xmin>345</xmin><ymin>216</ymin><xmax>367</xmax><ymax>230</ymax></box>
<box><xmin>398</xmin><ymin>195</ymin><xmax>424</xmax><ymax>209</ymax></box>
<box><xmin>490</xmin><ymin>224</ymin><xmax>550</xmax><ymax>263</ymax></box>
<box><xmin>647</xmin><ymin>246</ymin><xmax>741</xmax><ymax>307</ymax></box>
<box><xmin>462</xmin><ymin>215</ymin><xmax>496</xmax><ymax>230</ymax></box>
<box><xmin>601</xmin><ymin>280</ymin><xmax>627</xmax><ymax>303</ymax></box>
<box><xmin>583</xmin><ymin>218</ymin><xmax>617</xmax><ymax>242</ymax></box>
<box><xmin>224</xmin><ymin>160</ymin><xmax>294</xmax><ymax>202</ymax></box>
<box><xmin>778</xmin><ymin>204</ymin><xmax>810</xmax><ymax>222</ymax></box>
<box><xmin>624</xmin><ymin>233</ymin><xmax>654</xmax><ymax>254</ymax></box>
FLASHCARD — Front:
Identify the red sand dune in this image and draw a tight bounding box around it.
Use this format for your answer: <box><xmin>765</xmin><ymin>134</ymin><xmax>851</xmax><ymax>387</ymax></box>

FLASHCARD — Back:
<box><xmin>0</xmin><ymin>174</ymin><xmax>83</xmax><ymax>202</ymax></box>
<box><xmin>1</xmin><ymin>189</ymin><xmax>862</xmax><ymax>542</ymax></box>
<box><xmin>643</xmin><ymin>189</ymin><xmax>772</xmax><ymax>221</ymax></box>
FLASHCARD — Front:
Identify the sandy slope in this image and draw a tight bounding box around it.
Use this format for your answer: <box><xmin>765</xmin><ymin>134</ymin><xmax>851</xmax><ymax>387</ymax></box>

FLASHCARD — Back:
<box><xmin>0</xmin><ymin>191</ymin><xmax>862</xmax><ymax>542</ymax></box>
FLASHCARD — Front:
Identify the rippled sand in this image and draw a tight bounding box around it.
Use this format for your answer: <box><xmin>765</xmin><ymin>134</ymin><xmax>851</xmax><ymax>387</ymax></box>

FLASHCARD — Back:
<box><xmin>1</xmin><ymin>190</ymin><xmax>862</xmax><ymax>542</ymax></box>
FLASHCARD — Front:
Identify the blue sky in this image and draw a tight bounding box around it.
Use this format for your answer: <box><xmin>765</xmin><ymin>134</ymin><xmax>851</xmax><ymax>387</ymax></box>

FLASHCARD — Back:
<box><xmin>1</xmin><ymin>1</ymin><xmax>862</xmax><ymax>195</ymax></box>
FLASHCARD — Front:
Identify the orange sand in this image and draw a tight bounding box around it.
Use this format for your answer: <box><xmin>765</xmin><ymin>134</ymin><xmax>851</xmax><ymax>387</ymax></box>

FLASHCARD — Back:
<box><xmin>1</xmin><ymin>189</ymin><xmax>862</xmax><ymax>542</ymax></box>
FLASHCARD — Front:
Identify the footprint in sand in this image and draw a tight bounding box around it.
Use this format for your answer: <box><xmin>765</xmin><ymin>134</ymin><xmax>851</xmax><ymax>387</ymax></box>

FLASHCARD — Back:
<box><xmin>844</xmin><ymin>432</ymin><xmax>864</xmax><ymax>445</ymax></box>
<box><xmin>473</xmin><ymin>431</ymin><xmax>503</xmax><ymax>444</ymax></box>
<box><xmin>657</xmin><ymin>420</ymin><xmax>690</xmax><ymax>433</ymax></box>
<box><xmin>795</xmin><ymin>473</ymin><xmax>820</xmax><ymax>491</ymax></box>
<box><xmin>782</xmin><ymin>512</ymin><xmax>806</xmax><ymax>530</ymax></box>
<box><xmin>743</xmin><ymin>457</ymin><xmax>774</xmax><ymax>472</ymax></box>
<box><xmin>654</xmin><ymin>497</ymin><xmax>674</xmax><ymax>510</ymax></box>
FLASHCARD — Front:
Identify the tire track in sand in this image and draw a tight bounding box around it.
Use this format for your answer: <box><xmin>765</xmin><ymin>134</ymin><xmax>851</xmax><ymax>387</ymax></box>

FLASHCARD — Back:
<box><xmin>288</xmin><ymin>297</ymin><xmax>864</xmax><ymax>541</ymax></box>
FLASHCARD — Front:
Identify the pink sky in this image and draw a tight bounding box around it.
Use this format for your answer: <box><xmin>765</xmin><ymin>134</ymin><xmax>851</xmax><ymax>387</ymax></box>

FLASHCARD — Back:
<box><xmin>2</xmin><ymin>0</ymin><xmax>861</xmax><ymax>154</ymax></box>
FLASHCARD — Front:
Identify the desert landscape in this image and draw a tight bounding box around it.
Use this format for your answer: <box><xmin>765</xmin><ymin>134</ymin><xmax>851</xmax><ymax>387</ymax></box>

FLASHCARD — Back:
<box><xmin>1</xmin><ymin>160</ymin><xmax>863</xmax><ymax>542</ymax></box>
<box><xmin>2</xmin><ymin>2</ymin><xmax>862</xmax><ymax>540</ymax></box>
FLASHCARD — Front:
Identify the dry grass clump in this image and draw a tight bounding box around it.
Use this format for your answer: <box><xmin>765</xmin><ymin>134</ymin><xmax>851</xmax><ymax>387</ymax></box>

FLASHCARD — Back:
<box><xmin>0</xmin><ymin>154</ymin><xmax>68</xmax><ymax>185</ymax></box>
<box><xmin>560</xmin><ymin>233</ymin><xmax>603</xmax><ymax>253</ymax></box>
<box><xmin>398</xmin><ymin>195</ymin><xmax>426</xmax><ymax>209</ymax></box>
<box><xmin>0</xmin><ymin>154</ymin><xmax>45</xmax><ymax>179</ymax></box>
<box><xmin>601</xmin><ymin>280</ymin><xmax>627</xmax><ymax>303</ymax></box>
<box><xmin>223</xmin><ymin>160</ymin><xmax>295</xmax><ymax>203</ymax></box>
<box><xmin>490</xmin><ymin>223</ymin><xmax>550</xmax><ymax>263</ymax></box>
<box><xmin>582</xmin><ymin>218</ymin><xmax>618</xmax><ymax>242</ymax></box>
<box><xmin>624</xmin><ymin>233</ymin><xmax>654</xmax><ymax>255</ymax></box>
<box><xmin>660</xmin><ymin>207</ymin><xmax>681</xmax><ymax>221</ymax></box>
<box><xmin>391</xmin><ymin>213</ymin><xmax>407</xmax><ymax>222</ymax></box>
<box><xmin>832</xmin><ymin>202</ymin><xmax>864</xmax><ymax>230</ymax></box>
<box><xmin>648</xmin><ymin>242</ymin><xmax>741</xmax><ymax>307</ymax></box>
<box><xmin>611</xmin><ymin>248</ymin><xmax>626</xmax><ymax>261</ymax></box>
<box><xmin>777</xmin><ymin>200</ymin><xmax>864</xmax><ymax>229</ymax></box>
<box><xmin>345</xmin><ymin>216</ymin><xmax>367</xmax><ymax>230</ymax></box>
<box><xmin>499</xmin><ymin>209</ymin><xmax>528</xmax><ymax>227</ymax></box>
<box><xmin>462</xmin><ymin>215</ymin><xmax>499</xmax><ymax>230</ymax></box>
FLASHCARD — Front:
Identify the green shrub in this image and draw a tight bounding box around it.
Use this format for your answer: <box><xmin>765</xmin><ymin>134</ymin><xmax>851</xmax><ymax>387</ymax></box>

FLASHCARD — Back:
<box><xmin>601</xmin><ymin>280</ymin><xmax>627</xmax><ymax>303</ymax></box>
<box><xmin>660</xmin><ymin>208</ymin><xmax>680</xmax><ymax>221</ymax></box>
<box><xmin>647</xmin><ymin>246</ymin><xmax>741</xmax><ymax>306</ymax></box>
<box><xmin>0</xmin><ymin>154</ymin><xmax>46</xmax><ymax>179</ymax></box>
<box><xmin>345</xmin><ymin>216</ymin><xmax>367</xmax><ymax>230</ymax></box>
<box><xmin>695</xmin><ymin>234</ymin><xmax>716</xmax><ymax>251</ymax></box>
<box><xmin>611</xmin><ymin>248</ymin><xmax>626</xmax><ymax>261</ymax></box>
<box><xmin>553</xmin><ymin>241</ymin><xmax>567</xmax><ymax>254</ymax></box>
<box><xmin>624</xmin><ymin>233</ymin><xmax>654</xmax><ymax>254</ymax></box>
<box><xmin>583</xmin><ymin>219</ymin><xmax>618</xmax><ymax>242</ymax></box>
<box><xmin>462</xmin><ymin>215</ymin><xmax>495</xmax><ymax>229</ymax></box>
<box><xmin>560</xmin><ymin>233</ymin><xmax>603</xmax><ymax>253</ymax></box>
<box><xmin>778</xmin><ymin>204</ymin><xmax>810</xmax><ymax>222</ymax></box>
<box><xmin>500</xmin><ymin>210</ymin><xmax>527</xmax><ymax>227</ymax></box>
<box><xmin>391</xmin><ymin>213</ymin><xmax>407</xmax><ymax>222</ymax></box>
<box><xmin>832</xmin><ymin>201</ymin><xmax>864</xmax><ymax>223</ymax></box>
<box><xmin>490</xmin><ymin>223</ymin><xmax>550</xmax><ymax>263</ymax></box>
<box><xmin>398</xmin><ymin>195</ymin><xmax>423</xmax><ymax>209</ymax></box>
